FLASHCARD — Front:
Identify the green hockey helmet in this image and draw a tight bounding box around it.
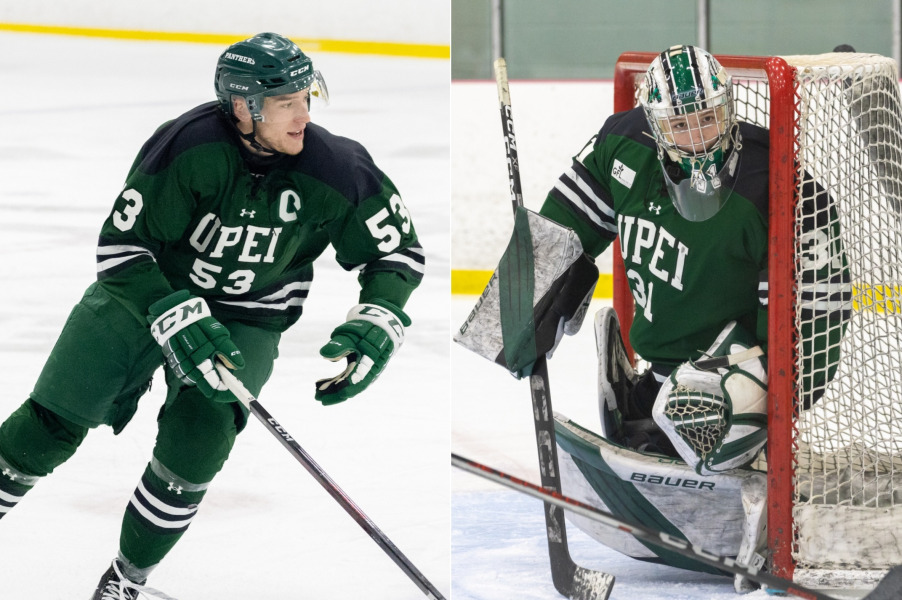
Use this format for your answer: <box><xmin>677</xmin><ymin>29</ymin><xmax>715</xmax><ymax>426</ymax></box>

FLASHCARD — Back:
<box><xmin>638</xmin><ymin>45</ymin><xmax>740</xmax><ymax>221</ymax></box>
<box><xmin>214</xmin><ymin>32</ymin><xmax>329</xmax><ymax>122</ymax></box>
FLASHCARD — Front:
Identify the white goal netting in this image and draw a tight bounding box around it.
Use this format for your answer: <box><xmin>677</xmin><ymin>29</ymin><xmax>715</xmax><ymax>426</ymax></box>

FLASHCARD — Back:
<box><xmin>723</xmin><ymin>53</ymin><xmax>902</xmax><ymax>575</ymax></box>
<box><xmin>780</xmin><ymin>53</ymin><xmax>902</xmax><ymax>581</ymax></box>
<box><xmin>789</xmin><ymin>54</ymin><xmax>902</xmax><ymax>581</ymax></box>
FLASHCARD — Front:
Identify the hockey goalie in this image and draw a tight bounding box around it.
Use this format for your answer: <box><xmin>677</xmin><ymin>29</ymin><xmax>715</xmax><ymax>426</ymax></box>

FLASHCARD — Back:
<box><xmin>456</xmin><ymin>45</ymin><xmax>849</xmax><ymax>592</ymax></box>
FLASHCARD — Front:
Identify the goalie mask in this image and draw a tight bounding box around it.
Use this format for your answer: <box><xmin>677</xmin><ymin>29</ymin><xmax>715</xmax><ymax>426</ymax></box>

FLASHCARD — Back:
<box><xmin>214</xmin><ymin>32</ymin><xmax>329</xmax><ymax>123</ymax></box>
<box><xmin>639</xmin><ymin>45</ymin><xmax>740</xmax><ymax>222</ymax></box>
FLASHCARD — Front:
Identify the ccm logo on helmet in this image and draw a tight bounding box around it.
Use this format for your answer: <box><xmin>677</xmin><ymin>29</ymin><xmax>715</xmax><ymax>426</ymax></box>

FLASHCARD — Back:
<box><xmin>290</xmin><ymin>65</ymin><xmax>310</xmax><ymax>77</ymax></box>
<box><xmin>229</xmin><ymin>83</ymin><xmax>250</xmax><ymax>91</ymax></box>
<box><xmin>225</xmin><ymin>52</ymin><xmax>255</xmax><ymax>65</ymax></box>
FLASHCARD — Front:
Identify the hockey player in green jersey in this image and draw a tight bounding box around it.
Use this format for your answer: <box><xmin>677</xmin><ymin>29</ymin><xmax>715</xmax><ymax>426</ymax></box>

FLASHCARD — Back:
<box><xmin>539</xmin><ymin>45</ymin><xmax>847</xmax><ymax>470</ymax></box>
<box><xmin>0</xmin><ymin>32</ymin><xmax>424</xmax><ymax>599</ymax></box>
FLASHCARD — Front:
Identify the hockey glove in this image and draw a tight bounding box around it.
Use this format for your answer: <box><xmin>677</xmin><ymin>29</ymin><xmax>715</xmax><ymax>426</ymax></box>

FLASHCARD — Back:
<box><xmin>652</xmin><ymin>321</ymin><xmax>767</xmax><ymax>475</ymax></box>
<box><xmin>315</xmin><ymin>301</ymin><xmax>411</xmax><ymax>406</ymax></box>
<box><xmin>147</xmin><ymin>290</ymin><xmax>245</xmax><ymax>399</ymax></box>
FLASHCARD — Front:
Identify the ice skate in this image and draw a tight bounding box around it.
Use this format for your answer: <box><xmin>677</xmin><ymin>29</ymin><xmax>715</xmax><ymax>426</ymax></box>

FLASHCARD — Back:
<box><xmin>91</xmin><ymin>559</ymin><xmax>177</xmax><ymax>600</ymax></box>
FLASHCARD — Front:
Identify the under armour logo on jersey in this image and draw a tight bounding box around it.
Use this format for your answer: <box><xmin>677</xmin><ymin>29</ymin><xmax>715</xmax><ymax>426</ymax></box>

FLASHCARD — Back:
<box><xmin>2</xmin><ymin>468</ymin><xmax>17</xmax><ymax>481</ymax></box>
<box><xmin>649</xmin><ymin>202</ymin><xmax>662</xmax><ymax>215</ymax></box>
<box><xmin>167</xmin><ymin>482</ymin><xmax>183</xmax><ymax>495</ymax></box>
<box><xmin>240</xmin><ymin>209</ymin><xmax>256</xmax><ymax>218</ymax></box>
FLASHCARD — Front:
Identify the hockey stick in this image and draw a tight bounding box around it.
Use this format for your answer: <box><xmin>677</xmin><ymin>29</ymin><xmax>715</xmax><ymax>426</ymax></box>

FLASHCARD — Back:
<box><xmin>215</xmin><ymin>363</ymin><xmax>446</xmax><ymax>600</ymax></box>
<box><xmin>493</xmin><ymin>56</ymin><xmax>615</xmax><ymax>600</ymax></box>
<box><xmin>693</xmin><ymin>346</ymin><xmax>764</xmax><ymax>371</ymax></box>
<box><xmin>452</xmin><ymin>452</ymin><xmax>902</xmax><ymax>600</ymax></box>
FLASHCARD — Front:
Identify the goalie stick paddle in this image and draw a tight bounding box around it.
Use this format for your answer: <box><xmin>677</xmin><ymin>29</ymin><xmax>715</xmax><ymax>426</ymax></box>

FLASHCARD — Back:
<box><xmin>493</xmin><ymin>56</ymin><xmax>615</xmax><ymax>600</ymax></box>
<box><xmin>215</xmin><ymin>363</ymin><xmax>446</xmax><ymax>600</ymax></box>
<box><xmin>451</xmin><ymin>452</ymin><xmax>902</xmax><ymax>600</ymax></box>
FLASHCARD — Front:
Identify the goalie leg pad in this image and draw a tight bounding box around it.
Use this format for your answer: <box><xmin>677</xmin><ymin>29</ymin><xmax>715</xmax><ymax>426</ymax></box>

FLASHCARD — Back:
<box><xmin>555</xmin><ymin>413</ymin><xmax>767</xmax><ymax>572</ymax></box>
<box><xmin>594</xmin><ymin>307</ymin><xmax>638</xmax><ymax>439</ymax></box>
<box><xmin>734</xmin><ymin>474</ymin><xmax>768</xmax><ymax>592</ymax></box>
<box><xmin>652</xmin><ymin>321</ymin><xmax>768</xmax><ymax>476</ymax></box>
<box><xmin>594</xmin><ymin>308</ymin><xmax>678</xmax><ymax>455</ymax></box>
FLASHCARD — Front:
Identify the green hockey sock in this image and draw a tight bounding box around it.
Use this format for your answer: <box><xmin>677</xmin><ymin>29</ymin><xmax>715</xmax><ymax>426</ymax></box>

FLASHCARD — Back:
<box><xmin>119</xmin><ymin>461</ymin><xmax>209</xmax><ymax>579</ymax></box>
<box><xmin>0</xmin><ymin>454</ymin><xmax>39</xmax><ymax>519</ymax></box>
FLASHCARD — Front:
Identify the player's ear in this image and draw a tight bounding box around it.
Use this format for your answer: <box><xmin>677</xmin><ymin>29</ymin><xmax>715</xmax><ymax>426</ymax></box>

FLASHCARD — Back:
<box><xmin>232</xmin><ymin>97</ymin><xmax>251</xmax><ymax>123</ymax></box>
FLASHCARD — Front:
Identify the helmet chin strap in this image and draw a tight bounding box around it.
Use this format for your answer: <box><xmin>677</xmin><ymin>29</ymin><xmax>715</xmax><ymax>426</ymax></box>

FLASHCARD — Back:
<box><xmin>233</xmin><ymin>118</ymin><xmax>282</xmax><ymax>156</ymax></box>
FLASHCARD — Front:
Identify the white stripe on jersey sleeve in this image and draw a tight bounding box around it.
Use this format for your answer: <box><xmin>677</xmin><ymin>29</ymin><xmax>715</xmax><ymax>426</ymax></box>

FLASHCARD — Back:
<box><xmin>553</xmin><ymin>176</ymin><xmax>618</xmax><ymax>234</ymax></box>
<box><xmin>565</xmin><ymin>166</ymin><xmax>617</xmax><ymax>221</ymax></box>
<box><xmin>96</xmin><ymin>244</ymin><xmax>156</xmax><ymax>273</ymax></box>
<box><xmin>216</xmin><ymin>281</ymin><xmax>311</xmax><ymax>311</ymax></box>
<box><xmin>372</xmin><ymin>252</ymin><xmax>426</xmax><ymax>274</ymax></box>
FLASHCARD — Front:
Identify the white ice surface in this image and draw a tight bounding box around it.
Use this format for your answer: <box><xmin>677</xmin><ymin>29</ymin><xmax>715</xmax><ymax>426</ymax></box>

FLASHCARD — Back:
<box><xmin>0</xmin><ymin>33</ymin><xmax>449</xmax><ymax>599</ymax></box>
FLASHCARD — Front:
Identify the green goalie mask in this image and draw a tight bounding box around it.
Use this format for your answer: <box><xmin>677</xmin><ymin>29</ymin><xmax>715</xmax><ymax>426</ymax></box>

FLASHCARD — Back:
<box><xmin>214</xmin><ymin>32</ymin><xmax>329</xmax><ymax>122</ymax></box>
<box><xmin>639</xmin><ymin>45</ymin><xmax>739</xmax><ymax>221</ymax></box>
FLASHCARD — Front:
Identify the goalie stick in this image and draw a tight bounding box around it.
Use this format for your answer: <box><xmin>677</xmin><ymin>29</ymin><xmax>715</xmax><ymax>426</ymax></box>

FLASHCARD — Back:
<box><xmin>693</xmin><ymin>345</ymin><xmax>764</xmax><ymax>371</ymax></box>
<box><xmin>452</xmin><ymin>452</ymin><xmax>902</xmax><ymax>600</ymax></box>
<box><xmin>493</xmin><ymin>56</ymin><xmax>615</xmax><ymax>600</ymax></box>
<box><xmin>215</xmin><ymin>363</ymin><xmax>446</xmax><ymax>600</ymax></box>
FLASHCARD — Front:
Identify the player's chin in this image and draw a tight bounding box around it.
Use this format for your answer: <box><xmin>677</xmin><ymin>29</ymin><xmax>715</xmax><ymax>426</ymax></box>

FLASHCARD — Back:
<box><xmin>281</xmin><ymin>132</ymin><xmax>305</xmax><ymax>155</ymax></box>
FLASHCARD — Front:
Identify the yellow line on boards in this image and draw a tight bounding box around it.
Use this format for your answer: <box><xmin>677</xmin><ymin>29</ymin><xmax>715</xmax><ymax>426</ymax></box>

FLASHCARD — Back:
<box><xmin>452</xmin><ymin>276</ymin><xmax>902</xmax><ymax>313</ymax></box>
<box><xmin>452</xmin><ymin>270</ymin><xmax>614</xmax><ymax>298</ymax></box>
<box><xmin>0</xmin><ymin>23</ymin><xmax>449</xmax><ymax>59</ymax></box>
<box><xmin>853</xmin><ymin>283</ymin><xmax>902</xmax><ymax>313</ymax></box>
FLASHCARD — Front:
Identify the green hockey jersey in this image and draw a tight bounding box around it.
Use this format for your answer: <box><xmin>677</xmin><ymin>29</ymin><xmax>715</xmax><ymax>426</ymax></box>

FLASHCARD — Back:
<box><xmin>96</xmin><ymin>102</ymin><xmax>424</xmax><ymax>332</ymax></box>
<box><xmin>541</xmin><ymin>107</ymin><xmax>848</xmax><ymax>383</ymax></box>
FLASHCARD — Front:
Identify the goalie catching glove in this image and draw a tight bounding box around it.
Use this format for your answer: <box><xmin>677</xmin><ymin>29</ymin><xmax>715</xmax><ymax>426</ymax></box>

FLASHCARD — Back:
<box><xmin>652</xmin><ymin>321</ymin><xmax>767</xmax><ymax>476</ymax></box>
<box><xmin>148</xmin><ymin>290</ymin><xmax>245</xmax><ymax>399</ymax></box>
<box><xmin>315</xmin><ymin>300</ymin><xmax>410</xmax><ymax>406</ymax></box>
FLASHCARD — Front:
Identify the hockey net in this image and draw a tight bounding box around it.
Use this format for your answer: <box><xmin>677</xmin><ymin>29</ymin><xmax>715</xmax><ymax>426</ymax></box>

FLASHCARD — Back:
<box><xmin>613</xmin><ymin>51</ymin><xmax>902</xmax><ymax>591</ymax></box>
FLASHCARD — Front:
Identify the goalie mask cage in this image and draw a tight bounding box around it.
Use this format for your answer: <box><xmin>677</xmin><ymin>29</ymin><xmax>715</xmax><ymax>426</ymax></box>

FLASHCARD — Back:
<box><xmin>613</xmin><ymin>52</ymin><xmax>902</xmax><ymax>591</ymax></box>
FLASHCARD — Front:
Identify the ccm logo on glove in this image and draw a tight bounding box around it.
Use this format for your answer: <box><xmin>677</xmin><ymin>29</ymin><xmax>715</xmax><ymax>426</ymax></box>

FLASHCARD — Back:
<box><xmin>150</xmin><ymin>298</ymin><xmax>211</xmax><ymax>345</ymax></box>
<box><xmin>354</xmin><ymin>304</ymin><xmax>405</xmax><ymax>347</ymax></box>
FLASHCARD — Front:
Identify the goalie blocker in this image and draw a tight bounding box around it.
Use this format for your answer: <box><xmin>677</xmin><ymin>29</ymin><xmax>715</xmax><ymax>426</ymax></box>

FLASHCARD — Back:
<box><xmin>455</xmin><ymin>207</ymin><xmax>599</xmax><ymax>378</ymax></box>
